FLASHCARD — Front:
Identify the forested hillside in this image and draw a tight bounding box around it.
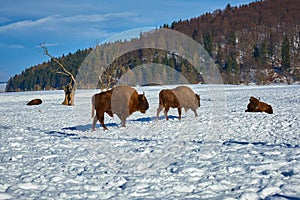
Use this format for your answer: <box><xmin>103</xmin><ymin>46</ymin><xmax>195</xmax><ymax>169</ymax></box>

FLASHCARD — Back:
<box><xmin>6</xmin><ymin>0</ymin><xmax>300</xmax><ymax>92</ymax></box>
<box><xmin>6</xmin><ymin>49</ymin><xmax>92</xmax><ymax>92</ymax></box>
<box><xmin>166</xmin><ymin>0</ymin><xmax>300</xmax><ymax>84</ymax></box>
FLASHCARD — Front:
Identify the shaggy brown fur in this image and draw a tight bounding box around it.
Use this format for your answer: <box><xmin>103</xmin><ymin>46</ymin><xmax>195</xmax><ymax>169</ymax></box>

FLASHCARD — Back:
<box><xmin>157</xmin><ymin>89</ymin><xmax>181</xmax><ymax>120</ymax></box>
<box><xmin>92</xmin><ymin>85</ymin><xmax>149</xmax><ymax>130</ymax></box>
<box><xmin>157</xmin><ymin>86</ymin><xmax>200</xmax><ymax>120</ymax></box>
<box><xmin>245</xmin><ymin>96</ymin><xmax>273</xmax><ymax>114</ymax></box>
<box><xmin>91</xmin><ymin>90</ymin><xmax>113</xmax><ymax>130</ymax></box>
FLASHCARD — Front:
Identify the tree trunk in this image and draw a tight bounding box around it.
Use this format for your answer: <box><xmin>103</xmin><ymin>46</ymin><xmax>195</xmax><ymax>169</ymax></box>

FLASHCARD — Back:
<box><xmin>62</xmin><ymin>83</ymin><xmax>75</xmax><ymax>106</ymax></box>
<box><xmin>41</xmin><ymin>44</ymin><xmax>77</xmax><ymax>106</ymax></box>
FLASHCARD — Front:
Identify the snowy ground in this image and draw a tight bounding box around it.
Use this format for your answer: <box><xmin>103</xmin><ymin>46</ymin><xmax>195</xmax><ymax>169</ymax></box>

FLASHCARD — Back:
<box><xmin>0</xmin><ymin>84</ymin><xmax>299</xmax><ymax>199</ymax></box>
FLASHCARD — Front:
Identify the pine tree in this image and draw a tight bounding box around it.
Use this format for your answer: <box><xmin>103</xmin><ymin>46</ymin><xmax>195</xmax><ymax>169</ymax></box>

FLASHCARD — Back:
<box><xmin>268</xmin><ymin>33</ymin><xmax>275</xmax><ymax>60</ymax></box>
<box><xmin>203</xmin><ymin>32</ymin><xmax>213</xmax><ymax>57</ymax></box>
<box><xmin>227</xmin><ymin>31</ymin><xmax>236</xmax><ymax>46</ymax></box>
<box><xmin>252</xmin><ymin>45</ymin><xmax>260</xmax><ymax>59</ymax></box>
<box><xmin>281</xmin><ymin>35</ymin><xmax>291</xmax><ymax>72</ymax></box>
<box><xmin>261</xmin><ymin>40</ymin><xmax>268</xmax><ymax>64</ymax></box>
<box><xmin>216</xmin><ymin>44</ymin><xmax>224</xmax><ymax>68</ymax></box>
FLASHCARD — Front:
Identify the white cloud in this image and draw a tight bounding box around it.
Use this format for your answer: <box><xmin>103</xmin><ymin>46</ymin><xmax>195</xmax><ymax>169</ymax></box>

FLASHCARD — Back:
<box><xmin>0</xmin><ymin>12</ymin><xmax>137</xmax><ymax>33</ymax></box>
<box><xmin>79</xmin><ymin>28</ymin><xmax>113</xmax><ymax>38</ymax></box>
<box><xmin>0</xmin><ymin>17</ymin><xmax>11</xmax><ymax>24</ymax></box>
<box><xmin>33</xmin><ymin>43</ymin><xmax>59</xmax><ymax>49</ymax></box>
<box><xmin>8</xmin><ymin>44</ymin><xmax>24</xmax><ymax>49</ymax></box>
<box><xmin>0</xmin><ymin>15</ymin><xmax>59</xmax><ymax>32</ymax></box>
<box><xmin>60</xmin><ymin>12</ymin><xmax>136</xmax><ymax>23</ymax></box>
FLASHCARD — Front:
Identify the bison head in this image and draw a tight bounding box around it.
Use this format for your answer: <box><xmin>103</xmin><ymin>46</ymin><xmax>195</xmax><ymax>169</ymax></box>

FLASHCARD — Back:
<box><xmin>138</xmin><ymin>92</ymin><xmax>149</xmax><ymax>113</ymax></box>
<box><xmin>249</xmin><ymin>96</ymin><xmax>259</xmax><ymax>104</ymax></box>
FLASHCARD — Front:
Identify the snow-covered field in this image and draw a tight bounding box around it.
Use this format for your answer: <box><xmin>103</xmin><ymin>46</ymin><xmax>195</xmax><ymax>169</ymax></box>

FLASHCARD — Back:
<box><xmin>0</xmin><ymin>84</ymin><xmax>299</xmax><ymax>199</ymax></box>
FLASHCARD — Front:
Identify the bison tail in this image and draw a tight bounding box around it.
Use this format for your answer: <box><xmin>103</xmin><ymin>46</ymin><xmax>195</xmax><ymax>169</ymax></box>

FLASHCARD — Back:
<box><xmin>91</xmin><ymin>94</ymin><xmax>95</xmax><ymax>118</ymax></box>
<box><xmin>158</xmin><ymin>92</ymin><xmax>164</xmax><ymax>106</ymax></box>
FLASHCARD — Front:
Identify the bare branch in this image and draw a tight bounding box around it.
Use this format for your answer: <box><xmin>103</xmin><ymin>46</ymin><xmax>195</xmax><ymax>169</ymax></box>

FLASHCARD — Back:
<box><xmin>41</xmin><ymin>43</ymin><xmax>77</xmax><ymax>84</ymax></box>
<box><xmin>41</xmin><ymin>43</ymin><xmax>77</xmax><ymax>105</ymax></box>
<box><xmin>56</xmin><ymin>71</ymin><xmax>69</xmax><ymax>76</ymax></box>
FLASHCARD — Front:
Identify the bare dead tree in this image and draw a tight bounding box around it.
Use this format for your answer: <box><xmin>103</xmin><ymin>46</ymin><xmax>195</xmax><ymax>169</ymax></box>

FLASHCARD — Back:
<box><xmin>97</xmin><ymin>60</ymin><xmax>129</xmax><ymax>90</ymax></box>
<box><xmin>98</xmin><ymin>67</ymin><xmax>117</xmax><ymax>91</ymax></box>
<box><xmin>41</xmin><ymin>44</ymin><xmax>77</xmax><ymax>106</ymax></box>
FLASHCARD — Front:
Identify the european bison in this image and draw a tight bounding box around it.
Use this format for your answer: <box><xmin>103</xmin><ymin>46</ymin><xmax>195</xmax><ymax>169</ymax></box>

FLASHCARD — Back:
<box><xmin>92</xmin><ymin>85</ymin><xmax>149</xmax><ymax>130</ymax></box>
<box><xmin>245</xmin><ymin>96</ymin><xmax>273</xmax><ymax>114</ymax></box>
<box><xmin>157</xmin><ymin>86</ymin><xmax>200</xmax><ymax>120</ymax></box>
<box><xmin>27</xmin><ymin>98</ymin><xmax>42</xmax><ymax>105</ymax></box>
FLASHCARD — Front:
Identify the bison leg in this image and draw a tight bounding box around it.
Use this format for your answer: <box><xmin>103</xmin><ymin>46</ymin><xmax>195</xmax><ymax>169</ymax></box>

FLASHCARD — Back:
<box><xmin>156</xmin><ymin>105</ymin><xmax>163</xmax><ymax>120</ymax></box>
<box><xmin>116</xmin><ymin>114</ymin><xmax>126</xmax><ymax>127</ymax></box>
<box><xmin>92</xmin><ymin>116</ymin><xmax>98</xmax><ymax>131</ymax></box>
<box><xmin>184</xmin><ymin>107</ymin><xmax>189</xmax><ymax>113</ymax></box>
<box><xmin>121</xmin><ymin>120</ymin><xmax>126</xmax><ymax>127</ymax></box>
<box><xmin>192</xmin><ymin>109</ymin><xmax>198</xmax><ymax>117</ymax></box>
<box><xmin>106</xmin><ymin>110</ymin><xmax>114</xmax><ymax>118</ymax></box>
<box><xmin>97</xmin><ymin>111</ymin><xmax>108</xmax><ymax>130</ymax></box>
<box><xmin>99</xmin><ymin>115</ymin><xmax>108</xmax><ymax>130</ymax></box>
<box><xmin>121</xmin><ymin>115</ymin><xmax>128</xmax><ymax>127</ymax></box>
<box><xmin>120</xmin><ymin>116</ymin><xmax>127</xmax><ymax>127</ymax></box>
<box><xmin>178</xmin><ymin>107</ymin><xmax>182</xmax><ymax>120</ymax></box>
<box><xmin>164</xmin><ymin>107</ymin><xmax>170</xmax><ymax>120</ymax></box>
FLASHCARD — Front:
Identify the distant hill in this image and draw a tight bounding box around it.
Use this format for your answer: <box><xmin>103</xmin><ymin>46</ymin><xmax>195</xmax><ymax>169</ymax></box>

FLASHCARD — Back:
<box><xmin>6</xmin><ymin>49</ymin><xmax>92</xmax><ymax>92</ymax></box>
<box><xmin>6</xmin><ymin>0</ymin><xmax>300</xmax><ymax>92</ymax></box>
<box><xmin>165</xmin><ymin>0</ymin><xmax>300</xmax><ymax>84</ymax></box>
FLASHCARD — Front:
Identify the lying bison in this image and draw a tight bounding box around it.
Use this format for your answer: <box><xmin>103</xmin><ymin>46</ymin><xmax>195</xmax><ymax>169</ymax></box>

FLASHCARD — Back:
<box><xmin>92</xmin><ymin>85</ymin><xmax>149</xmax><ymax>130</ymax></box>
<box><xmin>245</xmin><ymin>96</ymin><xmax>273</xmax><ymax>114</ymax></box>
<box><xmin>157</xmin><ymin>86</ymin><xmax>200</xmax><ymax>120</ymax></box>
<box><xmin>27</xmin><ymin>98</ymin><xmax>42</xmax><ymax>106</ymax></box>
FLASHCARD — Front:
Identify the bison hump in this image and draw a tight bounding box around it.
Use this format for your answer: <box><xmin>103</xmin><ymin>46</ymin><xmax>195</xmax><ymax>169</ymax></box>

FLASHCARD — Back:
<box><xmin>172</xmin><ymin>86</ymin><xmax>198</xmax><ymax>108</ymax></box>
<box><xmin>111</xmin><ymin>85</ymin><xmax>135</xmax><ymax>115</ymax></box>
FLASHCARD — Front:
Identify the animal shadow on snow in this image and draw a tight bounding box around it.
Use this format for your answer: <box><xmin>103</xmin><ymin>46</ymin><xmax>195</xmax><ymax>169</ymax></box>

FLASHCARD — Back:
<box><xmin>63</xmin><ymin>123</ymin><xmax>118</xmax><ymax>132</ymax></box>
<box><xmin>45</xmin><ymin>129</ymin><xmax>104</xmax><ymax>140</ymax></box>
<box><xmin>62</xmin><ymin>115</ymin><xmax>180</xmax><ymax>132</ymax></box>
<box><xmin>130</xmin><ymin>115</ymin><xmax>180</xmax><ymax>122</ymax></box>
<box><xmin>84</xmin><ymin>115</ymin><xmax>180</xmax><ymax>131</ymax></box>
<box><xmin>223</xmin><ymin>139</ymin><xmax>300</xmax><ymax>148</ymax></box>
<box><xmin>45</xmin><ymin>130</ymin><xmax>80</xmax><ymax>138</ymax></box>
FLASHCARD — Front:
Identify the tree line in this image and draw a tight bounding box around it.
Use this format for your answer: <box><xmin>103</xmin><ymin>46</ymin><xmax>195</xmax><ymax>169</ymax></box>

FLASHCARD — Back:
<box><xmin>165</xmin><ymin>0</ymin><xmax>299</xmax><ymax>84</ymax></box>
<box><xmin>6</xmin><ymin>49</ymin><xmax>92</xmax><ymax>92</ymax></box>
<box><xmin>6</xmin><ymin>0</ymin><xmax>300</xmax><ymax>92</ymax></box>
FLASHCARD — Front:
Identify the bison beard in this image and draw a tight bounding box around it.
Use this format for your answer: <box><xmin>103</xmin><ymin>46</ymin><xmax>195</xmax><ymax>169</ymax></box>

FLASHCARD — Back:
<box><xmin>245</xmin><ymin>96</ymin><xmax>273</xmax><ymax>114</ymax></box>
<box><xmin>92</xmin><ymin>85</ymin><xmax>149</xmax><ymax>130</ymax></box>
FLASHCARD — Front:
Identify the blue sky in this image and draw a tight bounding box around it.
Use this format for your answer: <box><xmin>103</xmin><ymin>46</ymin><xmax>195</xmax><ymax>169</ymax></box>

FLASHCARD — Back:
<box><xmin>0</xmin><ymin>0</ymin><xmax>254</xmax><ymax>82</ymax></box>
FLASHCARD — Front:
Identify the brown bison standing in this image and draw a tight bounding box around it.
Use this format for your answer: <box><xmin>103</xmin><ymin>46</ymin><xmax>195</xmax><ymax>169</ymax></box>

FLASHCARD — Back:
<box><xmin>92</xmin><ymin>85</ymin><xmax>149</xmax><ymax>130</ymax></box>
<box><xmin>157</xmin><ymin>86</ymin><xmax>200</xmax><ymax>120</ymax></box>
<box><xmin>245</xmin><ymin>96</ymin><xmax>273</xmax><ymax>114</ymax></box>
